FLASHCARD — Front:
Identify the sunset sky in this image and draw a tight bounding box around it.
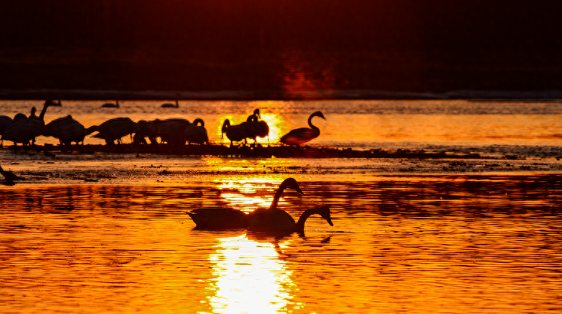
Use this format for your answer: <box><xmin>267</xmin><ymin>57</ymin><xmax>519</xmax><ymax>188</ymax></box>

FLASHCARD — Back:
<box><xmin>1</xmin><ymin>1</ymin><xmax>561</xmax><ymax>97</ymax></box>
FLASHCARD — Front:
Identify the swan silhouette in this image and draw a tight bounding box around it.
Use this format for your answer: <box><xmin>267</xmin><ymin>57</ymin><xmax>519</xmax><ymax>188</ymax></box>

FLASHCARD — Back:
<box><xmin>280</xmin><ymin>111</ymin><xmax>326</xmax><ymax>146</ymax></box>
<box><xmin>184</xmin><ymin>118</ymin><xmax>209</xmax><ymax>145</ymax></box>
<box><xmin>101</xmin><ymin>100</ymin><xmax>119</xmax><ymax>108</ymax></box>
<box><xmin>1</xmin><ymin>99</ymin><xmax>52</xmax><ymax>149</ymax></box>
<box><xmin>244</xmin><ymin>109</ymin><xmax>270</xmax><ymax>145</ymax></box>
<box><xmin>89</xmin><ymin>117</ymin><xmax>139</xmax><ymax>145</ymax></box>
<box><xmin>161</xmin><ymin>94</ymin><xmax>179</xmax><ymax>108</ymax></box>
<box><xmin>247</xmin><ymin>205</ymin><xmax>333</xmax><ymax>236</ymax></box>
<box><xmin>187</xmin><ymin>178</ymin><xmax>303</xmax><ymax>230</ymax></box>
<box><xmin>222</xmin><ymin>118</ymin><xmax>251</xmax><ymax>147</ymax></box>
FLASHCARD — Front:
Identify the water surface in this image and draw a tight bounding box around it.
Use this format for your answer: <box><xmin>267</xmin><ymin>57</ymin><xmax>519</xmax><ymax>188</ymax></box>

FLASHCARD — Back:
<box><xmin>1</xmin><ymin>175</ymin><xmax>562</xmax><ymax>313</ymax></box>
<box><xmin>1</xmin><ymin>100</ymin><xmax>562</xmax><ymax>313</ymax></box>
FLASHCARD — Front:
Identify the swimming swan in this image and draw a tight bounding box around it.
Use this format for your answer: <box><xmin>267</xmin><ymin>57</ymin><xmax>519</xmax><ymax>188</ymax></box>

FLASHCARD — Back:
<box><xmin>187</xmin><ymin>178</ymin><xmax>303</xmax><ymax>230</ymax></box>
<box><xmin>247</xmin><ymin>205</ymin><xmax>333</xmax><ymax>236</ymax></box>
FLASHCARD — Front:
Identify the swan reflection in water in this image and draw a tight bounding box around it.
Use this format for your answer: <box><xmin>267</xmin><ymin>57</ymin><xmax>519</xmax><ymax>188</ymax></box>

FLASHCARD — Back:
<box><xmin>208</xmin><ymin>234</ymin><xmax>296</xmax><ymax>314</ymax></box>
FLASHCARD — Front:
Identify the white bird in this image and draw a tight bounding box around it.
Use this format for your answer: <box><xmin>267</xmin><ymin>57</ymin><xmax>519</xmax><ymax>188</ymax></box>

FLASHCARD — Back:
<box><xmin>280</xmin><ymin>111</ymin><xmax>326</xmax><ymax>146</ymax></box>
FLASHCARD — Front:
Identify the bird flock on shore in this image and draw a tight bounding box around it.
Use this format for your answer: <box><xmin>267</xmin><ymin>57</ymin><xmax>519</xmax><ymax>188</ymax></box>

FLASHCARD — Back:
<box><xmin>0</xmin><ymin>99</ymin><xmax>327</xmax><ymax>151</ymax></box>
<box><xmin>0</xmin><ymin>99</ymin><xmax>333</xmax><ymax>234</ymax></box>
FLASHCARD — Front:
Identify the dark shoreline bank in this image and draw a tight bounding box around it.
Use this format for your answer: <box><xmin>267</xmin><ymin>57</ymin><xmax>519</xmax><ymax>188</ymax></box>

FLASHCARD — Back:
<box><xmin>1</xmin><ymin>143</ymin><xmax>499</xmax><ymax>160</ymax></box>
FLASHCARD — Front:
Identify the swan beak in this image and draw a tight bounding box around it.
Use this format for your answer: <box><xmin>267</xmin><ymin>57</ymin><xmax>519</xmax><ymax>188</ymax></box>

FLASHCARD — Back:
<box><xmin>326</xmin><ymin>217</ymin><xmax>333</xmax><ymax>226</ymax></box>
<box><xmin>296</xmin><ymin>187</ymin><xmax>304</xmax><ymax>195</ymax></box>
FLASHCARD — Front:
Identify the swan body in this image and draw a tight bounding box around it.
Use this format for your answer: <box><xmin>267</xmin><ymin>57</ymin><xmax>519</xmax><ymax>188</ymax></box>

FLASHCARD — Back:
<box><xmin>280</xmin><ymin>111</ymin><xmax>326</xmax><ymax>146</ymax></box>
<box><xmin>134</xmin><ymin>119</ymin><xmax>160</xmax><ymax>145</ymax></box>
<box><xmin>244</xmin><ymin>109</ymin><xmax>270</xmax><ymax>144</ymax></box>
<box><xmin>1</xmin><ymin>122</ymin><xmax>43</xmax><ymax>147</ymax></box>
<box><xmin>221</xmin><ymin>119</ymin><xmax>251</xmax><ymax>146</ymax></box>
<box><xmin>248</xmin><ymin>205</ymin><xmax>333</xmax><ymax>235</ymax></box>
<box><xmin>188</xmin><ymin>207</ymin><xmax>248</xmax><ymax>230</ymax></box>
<box><xmin>162</xmin><ymin>94</ymin><xmax>179</xmax><ymax>108</ymax></box>
<box><xmin>60</xmin><ymin>123</ymin><xmax>97</xmax><ymax>146</ymax></box>
<box><xmin>158</xmin><ymin>118</ymin><xmax>191</xmax><ymax>146</ymax></box>
<box><xmin>101</xmin><ymin>100</ymin><xmax>119</xmax><ymax>108</ymax></box>
<box><xmin>1</xmin><ymin>99</ymin><xmax>52</xmax><ymax>148</ymax></box>
<box><xmin>44</xmin><ymin>115</ymin><xmax>77</xmax><ymax>142</ymax></box>
<box><xmin>187</xmin><ymin>178</ymin><xmax>303</xmax><ymax>230</ymax></box>
<box><xmin>90</xmin><ymin>117</ymin><xmax>139</xmax><ymax>145</ymax></box>
<box><xmin>184</xmin><ymin>118</ymin><xmax>208</xmax><ymax>145</ymax></box>
<box><xmin>0</xmin><ymin>116</ymin><xmax>13</xmax><ymax>136</ymax></box>
<box><xmin>45</xmin><ymin>115</ymin><xmax>92</xmax><ymax>146</ymax></box>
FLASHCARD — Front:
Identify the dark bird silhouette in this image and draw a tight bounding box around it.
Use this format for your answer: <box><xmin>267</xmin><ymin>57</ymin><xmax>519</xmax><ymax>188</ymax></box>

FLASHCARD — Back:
<box><xmin>0</xmin><ymin>115</ymin><xmax>13</xmax><ymax>139</ymax></box>
<box><xmin>161</xmin><ymin>94</ymin><xmax>180</xmax><ymax>108</ymax></box>
<box><xmin>280</xmin><ymin>111</ymin><xmax>326</xmax><ymax>146</ymax></box>
<box><xmin>157</xmin><ymin>118</ymin><xmax>191</xmax><ymax>147</ymax></box>
<box><xmin>248</xmin><ymin>205</ymin><xmax>333</xmax><ymax>236</ymax></box>
<box><xmin>101</xmin><ymin>100</ymin><xmax>119</xmax><ymax>108</ymax></box>
<box><xmin>222</xmin><ymin>118</ymin><xmax>251</xmax><ymax>147</ymax></box>
<box><xmin>184</xmin><ymin>118</ymin><xmax>209</xmax><ymax>145</ymax></box>
<box><xmin>134</xmin><ymin>119</ymin><xmax>161</xmax><ymax>145</ymax></box>
<box><xmin>187</xmin><ymin>178</ymin><xmax>303</xmax><ymax>230</ymax></box>
<box><xmin>1</xmin><ymin>99</ymin><xmax>52</xmax><ymax>149</ymax></box>
<box><xmin>244</xmin><ymin>109</ymin><xmax>270</xmax><ymax>145</ymax></box>
<box><xmin>89</xmin><ymin>117</ymin><xmax>139</xmax><ymax>145</ymax></box>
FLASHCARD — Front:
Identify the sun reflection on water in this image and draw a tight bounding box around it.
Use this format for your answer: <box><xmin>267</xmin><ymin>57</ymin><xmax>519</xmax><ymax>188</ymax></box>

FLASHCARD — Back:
<box><xmin>215</xmin><ymin>178</ymin><xmax>285</xmax><ymax>213</ymax></box>
<box><xmin>208</xmin><ymin>235</ymin><xmax>296</xmax><ymax>314</ymax></box>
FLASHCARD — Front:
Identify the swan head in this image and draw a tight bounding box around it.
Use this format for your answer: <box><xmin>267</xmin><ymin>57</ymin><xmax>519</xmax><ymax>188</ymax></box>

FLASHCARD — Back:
<box><xmin>253</xmin><ymin>108</ymin><xmax>261</xmax><ymax>119</ymax></box>
<box><xmin>311</xmin><ymin>111</ymin><xmax>326</xmax><ymax>120</ymax></box>
<box><xmin>280</xmin><ymin>177</ymin><xmax>304</xmax><ymax>195</ymax></box>
<box><xmin>314</xmin><ymin>205</ymin><xmax>333</xmax><ymax>226</ymax></box>
<box><xmin>193</xmin><ymin>118</ymin><xmax>204</xmax><ymax>127</ymax></box>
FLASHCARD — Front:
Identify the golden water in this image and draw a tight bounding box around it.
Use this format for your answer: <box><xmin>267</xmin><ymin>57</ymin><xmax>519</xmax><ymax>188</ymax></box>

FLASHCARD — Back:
<box><xmin>2</xmin><ymin>175</ymin><xmax>561</xmax><ymax>313</ymax></box>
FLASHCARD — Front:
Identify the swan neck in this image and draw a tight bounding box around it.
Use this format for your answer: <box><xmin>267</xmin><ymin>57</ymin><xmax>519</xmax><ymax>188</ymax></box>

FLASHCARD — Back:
<box><xmin>294</xmin><ymin>208</ymin><xmax>316</xmax><ymax>232</ymax></box>
<box><xmin>268</xmin><ymin>185</ymin><xmax>286</xmax><ymax>210</ymax></box>
<box><xmin>308</xmin><ymin>114</ymin><xmax>319</xmax><ymax>131</ymax></box>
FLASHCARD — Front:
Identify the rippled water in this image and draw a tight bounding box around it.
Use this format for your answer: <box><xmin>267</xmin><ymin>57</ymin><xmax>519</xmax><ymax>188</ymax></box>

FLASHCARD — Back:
<box><xmin>1</xmin><ymin>175</ymin><xmax>562</xmax><ymax>314</ymax></box>
<box><xmin>1</xmin><ymin>99</ymin><xmax>562</xmax><ymax>157</ymax></box>
<box><xmin>1</xmin><ymin>99</ymin><xmax>562</xmax><ymax>313</ymax></box>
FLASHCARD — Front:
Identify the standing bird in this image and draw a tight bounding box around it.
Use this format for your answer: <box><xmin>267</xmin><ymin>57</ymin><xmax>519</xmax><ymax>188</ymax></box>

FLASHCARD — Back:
<box><xmin>161</xmin><ymin>94</ymin><xmax>180</xmax><ymax>108</ymax></box>
<box><xmin>89</xmin><ymin>117</ymin><xmax>139</xmax><ymax>145</ymax></box>
<box><xmin>101</xmin><ymin>100</ymin><xmax>120</xmax><ymax>108</ymax></box>
<box><xmin>0</xmin><ymin>115</ymin><xmax>13</xmax><ymax>138</ymax></box>
<box><xmin>1</xmin><ymin>99</ymin><xmax>52</xmax><ymax>149</ymax></box>
<box><xmin>222</xmin><ymin>119</ymin><xmax>250</xmax><ymax>147</ymax></box>
<box><xmin>245</xmin><ymin>109</ymin><xmax>270</xmax><ymax>145</ymax></box>
<box><xmin>184</xmin><ymin>118</ymin><xmax>209</xmax><ymax>145</ymax></box>
<box><xmin>157</xmin><ymin>118</ymin><xmax>191</xmax><ymax>147</ymax></box>
<box><xmin>280</xmin><ymin>111</ymin><xmax>326</xmax><ymax>146</ymax></box>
